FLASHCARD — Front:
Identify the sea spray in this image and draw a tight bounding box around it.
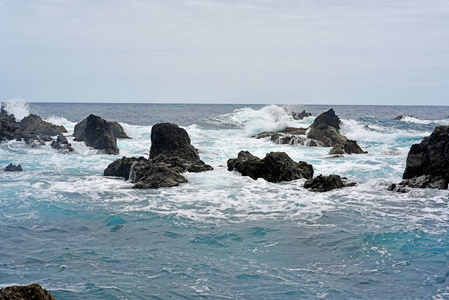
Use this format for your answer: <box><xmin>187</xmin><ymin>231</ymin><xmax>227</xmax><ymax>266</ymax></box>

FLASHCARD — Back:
<box><xmin>3</xmin><ymin>98</ymin><xmax>30</xmax><ymax>121</ymax></box>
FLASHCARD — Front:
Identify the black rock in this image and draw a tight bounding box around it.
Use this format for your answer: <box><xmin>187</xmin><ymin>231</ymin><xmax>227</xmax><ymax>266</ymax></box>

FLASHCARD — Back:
<box><xmin>74</xmin><ymin>118</ymin><xmax>130</xmax><ymax>141</ymax></box>
<box><xmin>304</xmin><ymin>174</ymin><xmax>356</xmax><ymax>192</ymax></box>
<box><xmin>291</xmin><ymin>110</ymin><xmax>312</xmax><ymax>120</ymax></box>
<box><xmin>307</xmin><ymin>109</ymin><xmax>348</xmax><ymax>147</ymax></box>
<box><xmin>0</xmin><ymin>283</ymin><xmax>57</xmax><ymax>300</ymax></box>
<box><xmin>51</xmin><ymin>134</ymin><xmax>74</xmax><ymax>153</ymax></box>
<box><xmin>150</xmin><ymin>123</ymin><xmax>200</xmax><ymax>161</ymax></box>
<box><xmin>19</xmin><ymin>114</ymin><xmax>67</xmax><ymax>136</ymax></box>
<box><xmin>227</xmin><ymin>151</ymin><xmax>313</xmax><ymax>183</ymax></box>
<box><xmin>4</xmin><ymin>163</ymin><xmax>22</xmax><ymax>172</ymax></box>
<box><xmin>104</xmin><ymin>123</ymin><xmax>212</xmax><ymax>189</ymax></box>
<box><xmin>74</xmin><ymin>114</ymin><xmax>119</xmax><ymax>154</ymax></box>
<box><xmin>109</xmin><ymin>121</ymin><xmax>131</xmax><ymax>139</ymax></box>
<box><xmin>328</xmin><ymin>140</ymin><xmax>367</xmax><ymax>155</ymax></box>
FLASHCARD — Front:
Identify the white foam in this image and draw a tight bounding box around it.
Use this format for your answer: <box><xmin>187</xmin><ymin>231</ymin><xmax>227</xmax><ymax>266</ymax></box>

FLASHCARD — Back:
<box><xmin>3</xmin><ymin>98</ymin><xmax>30</xmax><ymax>121</ymax></box>
<box><xmin>400</xmin><ymin>116</ymin><xmax>449</xmax><ymax>125</ymax></box>
<box><xmin>45</xmin><ymin>115</ymin><xmax>77</xmax><ymax>132</ymax></box>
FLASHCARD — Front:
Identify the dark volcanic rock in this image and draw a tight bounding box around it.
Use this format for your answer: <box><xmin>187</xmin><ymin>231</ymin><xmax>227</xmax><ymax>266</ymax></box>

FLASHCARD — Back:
<box><xmin>74</xmin><ymin>114</ymin><xmax>119</xmax><ymax>154</ymax></box>
<box><xmin>104</xmin><ymin>123</ymin><xmax>212</xmax><ymax>189</ymax></box>
<box><xmin>328</xmin><ymin>140</ymin><xmax>367</xmax><ymax>155</ymax></box>
<box><xmin>389</xmin><ymin>125</ymin><xmax>449</xmax><ymax>191</ymax></box>
<box><xmin>388</xmin><ymin>175</ymin><xmax>447</xmax><ymax>192</ymax></box>
<box><xmin>51</xmin><ymin>133</ymin><xmax>74</xmax><ymax>153</ymax></box>
<box><xmin>304</xmin><ymin>174</ymin><xmax>356</xmax><ymax>192</ymax></box>
<box><xmin>291</xmin><ymin>110</ymin><xmax>312</xmax><ymax>120</ymax></box>
<box><xmin>307</xmin><ymin>109</ymin><xmax>348</xmax><ymax>147</ymax></box>
<box><xmin>4</xmin><ymin>164</ymin><xmax>22</xmax><ymax>172</ymax></box>
<box><xmin>134</xmin><ymin>163</ymin><xmax>188</xmax><ymax>189</ymax></box>
<box><xmin>19</xmin><ymin>114</ymin><xmax>67</xmax><ymax>136</ymax></box>
<box><xmin>227</xmin><ymin>151</ymin><xmax>313</xmax><ymax>183</ymax></box>
<box><xmin>150</xmin><ymin>123</ymin><xmax>199</xmax><ymax>161</ymax></box>
<box><xmin>74</xmin><ymin>118</ymin><xmax>130</xmax><ymax>142</ymax></box>
<box><xmin>0</xmin><ymin>283</ymin><xmax>56</xmax><ymax>300</ymax></box>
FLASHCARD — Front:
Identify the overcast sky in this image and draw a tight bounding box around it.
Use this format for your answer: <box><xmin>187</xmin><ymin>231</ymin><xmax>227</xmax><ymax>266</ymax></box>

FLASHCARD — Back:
<box><xmin>1</xmin><ymin>0</ymin><xmax>448</xmax><ymax>105</ymax></box>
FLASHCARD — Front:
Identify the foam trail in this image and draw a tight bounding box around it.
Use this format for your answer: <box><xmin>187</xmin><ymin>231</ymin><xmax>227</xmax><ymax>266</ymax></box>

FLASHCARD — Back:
<box><xmin>3</xmin><ymin>98</ymin><xmax>30</xmax><ymax>121</ymax></box>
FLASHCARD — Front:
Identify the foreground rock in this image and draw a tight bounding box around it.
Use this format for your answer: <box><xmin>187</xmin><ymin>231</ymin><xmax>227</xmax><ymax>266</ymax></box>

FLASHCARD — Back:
<box><xmin>0</xmin><ymin>108</ymin><xmax>67</xmax><ymax>146</ymax></box>
<box><xmin>253</xmin><ymin>109</ymin><xmax>366</xmax><ymax>154</ymax></box>
<box><xmin>304</xmin><ymin>174</ymin><xmax>356</xmax><ymax>192</ymax></box>
<box><xmin>104</xmin><ymin>123</ymin><xmax>212</xmax><ymax>189</ymax></box>
<box><xmin>74</xmin><ymin>114</ymin><xmax>120</xmax><ymax>154</ymax></box>
<box><xmin>389</xmin><ymin>125</ymin><xmax>449</xmax><ymax>191</ymax></box>
<box><xmin>4</xmin><ymin>164</ymin><xmax>22</xmax><ymax>172</ymax></box>
<box><xmin>227</xmin><ymin>151</ymin><xmax>313</xmax><ymax>183</ymax></box>
<box><xmin>0</xmin><ymin>283</ymin><xmax>56</xmax><ymax>300</ymax></box>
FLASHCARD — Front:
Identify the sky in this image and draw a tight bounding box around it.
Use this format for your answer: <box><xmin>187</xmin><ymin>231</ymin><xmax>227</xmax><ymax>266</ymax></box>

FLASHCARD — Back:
<box><xmin>0</xmin><ymin>0</ymin><xmax>448</xmax><ymax>105</ymax></box>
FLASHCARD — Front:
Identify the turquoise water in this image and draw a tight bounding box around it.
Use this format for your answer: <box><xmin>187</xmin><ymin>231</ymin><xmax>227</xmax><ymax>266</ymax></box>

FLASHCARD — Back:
<box><xmin>1</xmin><ymin>102</ymin><xmax>448</xmax><ymax>299</ymax></box>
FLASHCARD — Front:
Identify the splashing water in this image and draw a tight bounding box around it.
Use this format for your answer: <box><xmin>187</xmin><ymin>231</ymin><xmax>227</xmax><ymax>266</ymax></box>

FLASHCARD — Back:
<box><xmin>3</xmin><ymin>98</ymin><xmax>30</xmax><ymax>121</ymax></box>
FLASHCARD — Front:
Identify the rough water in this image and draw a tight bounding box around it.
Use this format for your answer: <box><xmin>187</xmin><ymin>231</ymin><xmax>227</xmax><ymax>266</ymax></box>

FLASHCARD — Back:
<box><xmin>1</xmin><ymin>100</ymin><xmax>448</xmax><ymax>299</ymax></box>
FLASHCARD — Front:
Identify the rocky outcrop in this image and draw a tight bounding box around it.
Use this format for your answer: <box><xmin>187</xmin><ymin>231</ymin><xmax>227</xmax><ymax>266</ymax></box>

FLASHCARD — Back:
<box><xmin>253</xmin><ymin>109</ymin><xmax>366</xmax><ymax>153</ymax></box>
<box><xmin>50</xmin><ymin>133</ymin><xmax>74</xmax><ymax>153</ymax></box>
<box><xmin>304</xmin><ymin>174</ymin><xmax>356</xmax><ymax>192</ymax></box>
<box><xmin>227</xmin><ymin>151</ymin><xmax>313</xmax><ymax>183</ymax></box>
<box><xmin>150</xmin><ymin>123</ymin><xmax>199</xmax><ymax>161</ymax></box>
<box><xmin>104</xmin><ymin>123</ymin><xmax>212</xmax><ymax>189</ymax></box>
<box><xmin>19</xmin><ymin>114</ymin><xmax>67</xmax><ymax>136</ymax></box>
<box><xmin>389</xmin><ymin>125</ymin><xmax>449</xmax><ymax>191</ymax></box>
<box><xmin>0</xmin><ymin>108</ymin><xmax>64</xmax><ymax>145</ymax></box>
<box><xmin>328</xmin><ymin>140</ymin><xmax>367</xmax><ymax>155</ymax></box>
<box><xmin>4</xmin><ymin>164</ymin><xmax>22</xmax><ymax>172</ymax></box>
<box><xmin>74</xmin><ymin>118</ymin><xmax>130</xmax><ymax>141</ymax></box>
<box><xmin>74</xmin><ymin>114</ymin><xmax>119</xmax><ymax>154</ymax></box>
<box><xmin>291</xmin><ymin>110</ymin><xmax>312</xmax><ymax>120</ymax></box>
<box><xmin>0</xmin><ymin>283</ymin><xmax>56</xmax><ymax>300</ymax></box>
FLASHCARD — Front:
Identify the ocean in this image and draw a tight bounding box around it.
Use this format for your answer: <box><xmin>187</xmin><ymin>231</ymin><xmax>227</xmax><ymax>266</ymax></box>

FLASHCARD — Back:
<box><xmin>1</xmin><ymin>101</ymin><xmax>448</xmax><ymax>299</ymax></box>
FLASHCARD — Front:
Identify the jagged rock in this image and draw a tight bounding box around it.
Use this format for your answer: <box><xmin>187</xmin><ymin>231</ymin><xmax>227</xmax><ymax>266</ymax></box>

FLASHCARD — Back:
<box><xmin>393</xmin><ymin>115</ymin><xmax>414</xmax><ymax>120</ymax></box>
<box><xmin>227</xmin><ymin>151</ymin><xmax>313</xmax><ymax>183</ymax></box>
<box><xmin>304</xmin><ymin>174</ymin><xmax>356</xmax><ymax>192</ymax></box>
<box><xmin>19</xmin><ymin>114</ymin><xmax>67</xmax><ymax>136</ymax></box>
<box><xmin>74</xmin><ymin>114</ymin><xmax>119</xmax><ymax>154</ymax></box>
<box><xmin>4</xmin><ymin>164</ymin><xmax>22</xmax><ymax>172</ymax></box>
<box><xmin>307</xmin><ymin>109</ymin><xmax>348</xmax><ymax>147</ymax></box>
<box><xmin>0</xmin><ymin>283</ymin><xmax>56</xmax><ymax>300</ymax></box>
<box><xmin>134</xmin><ymin>163</ymin><xmax>188</xmax><ymax>189</ymax></box>
<box><xmin>51</xmin><ymin>134</ymin><xmax>74</xmax><ymax>153</ymax></box>
<box><xmin>291</xmin><ymin>110</ymin><xmax>312</xmax><ymax>120</ymax></box>
<box><xmin>150</xmin><ymin>123</ymin><xmax>200</xmax><ymax>161</ymax></box>
<box><xmin>104</xmin><ymin>123</ymin><xmax>212</xmax><ymax>189</ymax></box>
<box><xmin>388</xmin><ymin>175</ymin><xmax>446</xmax><ymax>193</ymax></box>
<box><xmin>74</xmin><ymin>118</ymin><xmax>130</xmax><ymax>142</ymax></box>
<box><xmin>328</xmin><ymin>140</ymin><xmax>367</xmax><ymax>155</ymax></box>
<box><xmin>253</xmin><ymin>127</ymin><xmax>310</xmax><ymax>145</ymax></box>
<box><xmin>109</xmin><ymin>121</ymin><xmax>131</xmax><ymax>139</ymax></box>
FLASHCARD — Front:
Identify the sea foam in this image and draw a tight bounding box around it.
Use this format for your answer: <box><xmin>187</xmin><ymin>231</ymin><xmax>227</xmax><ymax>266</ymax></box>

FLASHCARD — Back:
<box><xmin>3</xmin><ymin>98</ymin><xmax>30</xmax><ymax>121</ymax></box>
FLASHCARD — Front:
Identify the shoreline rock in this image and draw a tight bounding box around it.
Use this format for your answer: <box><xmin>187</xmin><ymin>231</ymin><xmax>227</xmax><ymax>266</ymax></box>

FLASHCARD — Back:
<box><xmin>4</xmin><ymin>163</ymin><xmax>23</xmax><ymax>172</ymax></box>
<box><xmin>227</xmin><ymin>151</ymin><xmax>313</xmax><ymax>183</ymax></box>
<box><xmin>104</xmin><ymin>123</ymin><xmax>212</xmax><ymax>189</ymax></box>
<box><xmin>0</xmin><ymin>283</ymin><xmax>56</xmax><ymax>300</ymax></box>
<box><xmin>389</xmin><ymin>125</ymin><xmax>449</xmax><ymax>191</ymax></box>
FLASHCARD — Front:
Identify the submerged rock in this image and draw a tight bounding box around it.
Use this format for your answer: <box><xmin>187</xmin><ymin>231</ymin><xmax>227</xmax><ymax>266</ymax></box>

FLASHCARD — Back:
<box><xmin>227</xmin><ymin>151</ymin><xmax>313</xmax><ymax>183</ymax></box>
<box><xmin>4</xmin><ymin>163</ymin><xmax>22</xmax><ymax>172</ymax></box>
<box><xmin>390</xmin><ymin>125</ymin><xmax>449</xmax><ymax>191</ymax></box>
<box><xmin>104</xmin><ymin>123</ymin><xmax>212</xmax><ymax>189</ymax></box>
<box><xmin>74</xmin><ymin>114</ymin><xmax>119</xmax><ymax>154</ymax></box>
<box><xmin>328</xmin><ymin>140</ymin><xmax>367</xmax><ymax>155</ymax></box>
<box><xmin>304</xmin><ymin>174</ymin><xmax>356</xmax><ymax>192</ymax></box>
<box><xmin>0</xmin><ymin>283</ymin><xmax>56</xmax><ymax>300</ymax></box>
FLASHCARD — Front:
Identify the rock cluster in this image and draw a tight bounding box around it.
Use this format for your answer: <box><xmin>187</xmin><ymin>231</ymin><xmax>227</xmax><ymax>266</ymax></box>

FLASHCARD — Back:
<box><xmin>304</xmin><ymin>174</ymin><xmax>356</xmax><ymax>192</ymax></box>
<box><xmin>73</xmin><ymin>114</ymin><xmax>124</xmax><ymax>154</ymax></box>
<box><xmin>389</xmin><ymin>125</ymin><xmax>449</xmax><ymax>191</ymax></box>
<box><xmin>290</xmin><ymin>110</ymin><xmax>312</xmax><ymax>120</ymax></box>
<box><xmin>0</xmin><ymin>283</ymin><xmax>56</xmax><ymax>300</ymax></box>
<box><xmin>227</xmin><ymin>151</ymin><xmax>313</xmax><ymax>183</ymax></box>
<box><xmin>51</xmin><ymin>133</ymin><xmax>74</xmax><ymax>153</ymax></box>
<box><xmin>253</xmin><ymin>109</ymin><xmax>366</xmax><ymax>155</ymax></box>
<box><xmin>1</xmin><ymin>108</ymin><xmax>67</xmax><ymax>147</ymax></box>
<box><xmin>4</xmin><ymin>163</ymin><xmax>22</xmax><ymax>172</ymax></box>
<box><xmin>104</xmin><ymin>123</ymin><xmax>212</xmax><ymax>189</ymax></box>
